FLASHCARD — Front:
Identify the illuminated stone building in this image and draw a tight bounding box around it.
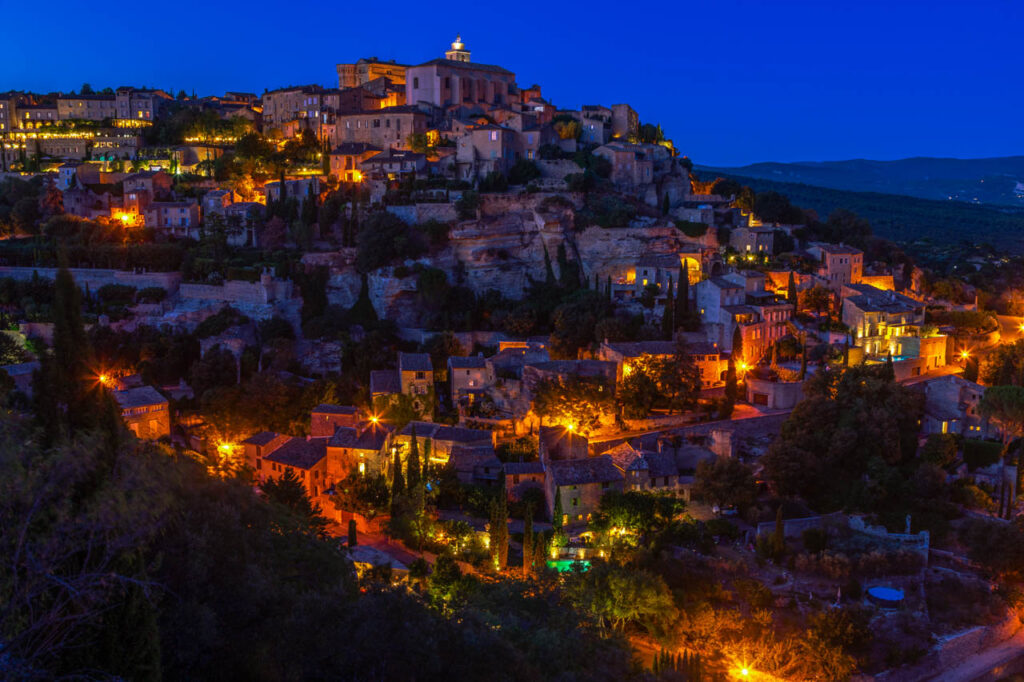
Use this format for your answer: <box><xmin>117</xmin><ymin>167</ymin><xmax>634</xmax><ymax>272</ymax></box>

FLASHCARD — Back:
<box><xmin>406</xmin><ymin>37</ymin><xmax>516</xmax><ymax>109</ymax></box>
<box><xmin>337</xmin><ymin>57</ymin><xmax>409</xmax><ymax>89</ymax></box>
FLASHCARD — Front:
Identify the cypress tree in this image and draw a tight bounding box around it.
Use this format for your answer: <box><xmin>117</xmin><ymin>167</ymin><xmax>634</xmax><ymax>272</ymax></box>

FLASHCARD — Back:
<box><xmin>662</xmin><ymin>275</ymin><xmax>675</xmax><ymax>340</ymax></box>
<box><xmin>391</xmin><ymin>444</ymin><xmax>404</xmax><ymax>497</ymax></box>
<box><xmin>884</xmin><ymin>351</ymin><xmax>895</xmax><ymax>381</ymax></box>
<box><xmin>348</xmin><ymin>519</ymin><xmax>357</xmax><ymax>546</ymax></box>
<box><xmin>523</xmin><ymin>504</ymin><xmax>534</xmax><ymax>576</ymax></box>
<box><xmin>799</xmin><ymin>339</ymin><xmax>808</xmax><ymax>380</ymax></box>
<box><xmin>606</xmin><ymin>275</ymin><xmax>612</xmax><ymax>302</ymax></box>
<box><xmin>407</xmin><ymin>425</ymin><xmax>421</xmax><ymax>489</ymax></box>
<box><xmin>543</xmin><ymin>244</ymin><xmax>556</xmax><ymax>285</ymax></box>
<box><xmin>489</xmin><ymin>471</ymin><xmax>509</xmax><ymax>571</ymax></box>
<box><xmin>36</xmin><ymin>263</ymin><xmax>102</xmax><ymax>441</ymax></box>
<box><xmin>722</xmin><ymin>356</ymin><xmax>737</xmax><ymax>418</ymax></box>
<box><xmin>662</xmin><ymin>193</ymin><xmax>670</xmax><ymax>215</ymax></box>
<box><xmin>423</xmin><ymin>438</ymin><xmax>432</xmax><ymax>480</ymax></box>
<box><xmin>676</xmin><ymin>265</ymin><xmax>689</xmax><ymax>318</ymax></box>
<box><xmin>787</xmin><ymin>270</ymin><xmax>797</xmax><ymax>304</ymax></box>
<box><xmin>552</xmin><ymin>487</ymin><xmax>564</xmax><ymax>528</ymax></box>
<box><xmin>533</xmin><ymin>530</ymin><xmax>547</xmax><ymax>571</ymax></box>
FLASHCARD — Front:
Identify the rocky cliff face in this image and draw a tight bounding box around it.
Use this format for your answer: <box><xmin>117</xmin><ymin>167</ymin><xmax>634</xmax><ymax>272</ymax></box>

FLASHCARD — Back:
<box><xmin>305</xmin><ymin>193</ymin><xmax>710</xmax><ymax>326</ymax></box>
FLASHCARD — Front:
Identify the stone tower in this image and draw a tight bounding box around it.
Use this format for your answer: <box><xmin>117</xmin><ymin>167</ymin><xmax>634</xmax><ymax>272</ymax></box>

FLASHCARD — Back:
<box><xmin>445</xmin><ymin>35</ymin><xmax>471</xmax><ymax>62</ymax></box>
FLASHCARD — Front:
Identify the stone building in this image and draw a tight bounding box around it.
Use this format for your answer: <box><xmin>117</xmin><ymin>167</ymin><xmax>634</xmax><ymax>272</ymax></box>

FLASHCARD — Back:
<box><xmin>337</xmin><ymin>57</ymin><xmax>409</xmax><ymax>89</ymax></box>
<box><xmin>406</xmin><ymin>37</ymin><xmax>516</xmax><ymax>109</ymax></box>
<box><xmin>112</xmin><ymin>385</ymin><xmax>170</xmax><ymax>439</ymax></box>
<box><xmin>808</xmin><ymin>242</ymin><xmax>863</xmax><ymax>292</ymax></box>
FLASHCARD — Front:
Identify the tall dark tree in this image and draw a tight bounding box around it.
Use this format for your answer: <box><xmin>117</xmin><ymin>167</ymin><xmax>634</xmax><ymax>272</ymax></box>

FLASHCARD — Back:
<box><xmin>407</xmin><ymin>425</ymin><xmax>421</xmax><ymax>490</ymax></box>
<box><xmin>489</xmin><ymin>471</ymin><xmax>509</xmax><ymax>571</ymax></box>
<box><xmin>661</xmin><ymin>275</ymin><xmax>674</xmax><ymax>340</ymax></box>
<box><xmin>787</xmin><ymin>271</ymin><xmax>797</xmax><ymax>305</ymax></box>
<box><xmin>543</xmin><ymin>244</ymin><xmax>556</xmax><ymax>285</ymax></box>
<box><xmin>722</xmin><ymin>356</ymin><xmax>738</xmax><ymax>418</ymax></box>
<box><xmin>35</xmin><ymin>264</ymin><xmax>106</xmax><ymax>442</ymax></box>
<box><xmin>522</xmin><ymin>504</ymin><xmax>534</xmax><ymax>577</ymax></box>
<box><xmin>390</xmin><ymin>444</ymin><xmax>405</xmax><ymax>500</ymax></box>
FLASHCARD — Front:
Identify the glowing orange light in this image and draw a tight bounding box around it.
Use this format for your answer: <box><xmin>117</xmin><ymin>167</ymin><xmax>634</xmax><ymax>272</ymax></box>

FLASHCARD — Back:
<box><xmin>370</xmin><ymin>415</ymin><xmax>379</xmax><ymax>424</ymax></box>
<box><xmin>741</xmin><ymin>669</ymin><xmax>749</xmax><ymax>677</ymax></box>
<box><xmin>959</xmin><ymin>350</ymin><xmax>970</xmax><ymax>360</ymax></box>
<box><xmin>119</xmin><ymin>213</ymin><xmax>130</xmax><ymax>224</ymax></box>
<box><xmin>98</xmin><ymin>373</ymin><xmax>110</xmax><ymax>386</ymax></box>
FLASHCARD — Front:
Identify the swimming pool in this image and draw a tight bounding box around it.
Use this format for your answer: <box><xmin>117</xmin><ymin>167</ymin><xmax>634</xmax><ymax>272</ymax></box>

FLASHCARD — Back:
<box><xmin>867</xmin><ymin>586</ymin><xmax>904</xmax><ymax>607</ymax></box>
<box><xmin>546</xmin><ymin>559</ymin><xmax>592</xmax><ymax>573</ymax></box>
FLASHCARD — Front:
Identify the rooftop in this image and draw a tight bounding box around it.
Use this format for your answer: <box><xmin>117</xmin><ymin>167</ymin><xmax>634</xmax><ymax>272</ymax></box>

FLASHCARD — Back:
<box><xmin>448</xmin><ymin>355</ymin><xmax>488</xmax><ymax>369</ymax></box>
<box><xmin>549</xmin><ymin>455</ymin><xmax>622</xmax><ymax>487</ymax></box>
<box><xmin>242</xmin><ymin>431</ymin><xmax>279</xmax><ymax>446</ymax></box>
<box><xmin>398</xmin><ymin>352</ymin><xmax>433</xmax><ymax>373</ymax></box>
<box><xmin>312</xmin><ymin>404</ymin><xmax>358</xmax><ymax>415</ymax></box>
<box><xmin>369</xmin><ymin>369</ymin><xmax>401</xmax><ymax>395</ymax></box>
<box><xmin>112</xmin><ymin>385</ymin><xmax>168</xmax><ymax>409</ymax></box>
<box><xmin>413</xmin><ymin>57</ymin><xmax>513</xmax><ymax>76</ymax></box>
<box><xmin>265</xmin><ymin>436</ymin><xmax>329</xmax><ymax>470</ymax></box>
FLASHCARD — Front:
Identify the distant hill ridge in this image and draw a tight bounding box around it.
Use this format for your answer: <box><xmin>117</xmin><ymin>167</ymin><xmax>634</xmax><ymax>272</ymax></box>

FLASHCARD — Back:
<box><xmin>698</xmin><ymin>156</ymin><xmax>1024</xmax><ymax>208</ymax></box>
<box><xmin>698</xmin><ymin>171</ymin><xmax>1024</xmax><ymax>253</ymax></box>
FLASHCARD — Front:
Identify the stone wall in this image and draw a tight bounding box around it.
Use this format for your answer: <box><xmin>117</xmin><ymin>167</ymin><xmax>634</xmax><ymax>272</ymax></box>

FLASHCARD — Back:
<box><xmin>848</xmin><ymin>516</ymin><xmax>929</xmax><ymax>557</ymax></box>
<box><xmin>383</xmin><ymin>203</ymin><xmax>458</xmax><ymax>225</ymax></box>
<box><xmin>871</xmin><ymin>614</ymin><xmax>1023</xmax><ymax>682</ymax></box>
<box><xmin>756</xmin><ymin>512</ymin><xmax>844</xmax><ymax>538</ymax></box>
<box><xmin>178</xmin><ymin>277</ymin><xmax>293</xmax><ymax>306</ymax></box>
<box><xmin>0</xmin><ymin>266</ymin><xmax>181</xmax><ymax>293</ymax></box>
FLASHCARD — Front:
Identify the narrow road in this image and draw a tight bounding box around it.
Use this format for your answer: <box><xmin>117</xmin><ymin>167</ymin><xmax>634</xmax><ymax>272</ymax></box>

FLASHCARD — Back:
<box><xmin>929</xmin><ymin>624</ymin><xmax>1024</xmax><ymax>681</ymax></box>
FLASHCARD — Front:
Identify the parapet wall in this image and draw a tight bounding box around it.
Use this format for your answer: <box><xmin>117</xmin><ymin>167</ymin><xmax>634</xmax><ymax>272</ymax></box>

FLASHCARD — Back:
<box><xmin>178</xmin><ymin>278</ymin><xmax>292</xmax><ymax>305</ymax></box>
<box><xmin>0</xmin><ymin>266</ymin><xmax>181</xmax><ymax>293</ymax></box>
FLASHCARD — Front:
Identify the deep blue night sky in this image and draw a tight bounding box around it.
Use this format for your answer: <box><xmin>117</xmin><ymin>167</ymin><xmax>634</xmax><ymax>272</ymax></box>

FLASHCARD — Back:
<box><xmin>5</xmin><ymin>0</ymin><xmax>1019</xmax><ymax>165</ymax></box>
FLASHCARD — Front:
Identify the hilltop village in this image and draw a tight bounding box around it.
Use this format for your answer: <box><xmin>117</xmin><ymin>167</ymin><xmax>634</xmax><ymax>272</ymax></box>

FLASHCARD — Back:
<box><xmin>4</xmin><ymin>37</ymin><xmax>1024</xmax><ymax>682</ymax></box>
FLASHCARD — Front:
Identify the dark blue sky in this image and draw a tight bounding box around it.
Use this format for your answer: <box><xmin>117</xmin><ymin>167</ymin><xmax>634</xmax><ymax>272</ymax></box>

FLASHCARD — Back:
<box><xmin>7</xmin><ymin>0</ymin><xmax>1019</xmax><ymax>165</ymax></box>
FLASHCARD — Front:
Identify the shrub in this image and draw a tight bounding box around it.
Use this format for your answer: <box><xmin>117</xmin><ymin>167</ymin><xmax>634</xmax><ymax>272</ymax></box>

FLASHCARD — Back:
<box><xmin>675</xmin><ymin>220</ymin><xmax>708</xmax><ymax>238</ymax></box>
<box><xmin>137</xmin><ymin>286</ymin><xmax>167</xmax><ymax>303</ymax></box>
<box><xmin>96</xmin><ymin>283</ymin><xmax>136</xmax><ymax>305</ymax></box>
<box><xmin>507</xmin><ymin>160</ymin><xmax>541</xmax><ymax>185</ymax></box>
<box><xmin>964</xmin><ymin>439</ymin><xmax>1001</xmax><ymax>471</ymax></box>
<box><xmin>455</xmin><ymin>191</ymin><xmax>480</xmax><ymax>220</ymax></box>
<box><xmin>705</xmin><ymin>518</ymin><xmax>740</xmax><ymax>541</ymax></box>
<box><xmin>478</xmin><ymin>172</ymin><xmax>508</xmax><ymax>193</ymax></box>
<box><xmin>801</xmin><ymin>527</ymin><xmax>829</xmax><ymax>554</ymax></box>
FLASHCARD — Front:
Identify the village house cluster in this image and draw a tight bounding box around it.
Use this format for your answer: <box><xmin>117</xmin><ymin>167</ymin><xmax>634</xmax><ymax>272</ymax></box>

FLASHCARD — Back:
<box><xmin>0</xmin><ymin>34</ymin><xmax>998</xmax><ymax>531</ymax></box>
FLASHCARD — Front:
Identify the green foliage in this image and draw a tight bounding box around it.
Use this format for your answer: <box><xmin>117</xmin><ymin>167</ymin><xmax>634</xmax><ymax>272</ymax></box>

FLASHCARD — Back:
<box><xmin>193</xmin><ymin>306</ymin><xmax>250</xmax><ymax>339</ymax></box>
<box><xmin>963</xmin><ymin>438</ymin><xmax>1002</xmax><ymax>471</ymax></box>
<box><xmin>507</xmin><ymin>160</ymin><xmax>541</xmax><ymax>185</ymax></box>
<box><xmin>355</xmin><ymin>212</ymin><xmax>428</xmax><ymax>272</ymax></box>
<box><xmin>334</xmin><ymin>472</ymin><xmax>390</xmax><ymax>519</ymax></box>
<box><xmin>136</xmin><ymin>286</ymin><xmax>167</xmax><ymax>303</ymax></box>
<box><xmin>564</xmin><ymin>562</ymin><xmax>675</xmax><ymax>635</ymax></box>
<box><xmin>495</xmin><ymin>436</ymin><xmax>538</xmax><ymax>462</ymax></box>
<box><xmin>675</xmin><ymin>219</ymin><xmax>708</xmax><ymax>238</ymax></box>
<box><xmin>531</xmin><ymin>373</ymin><xmax>614</xmax><ymax>434</ymax></box>
<box><xmin>981</xmin><ymin>340</ymin><xmax>1024</xmax><ymax>386</ymax></box>
<box><xmin>574</xmin><ymin>194</ymin><xmax>637</xmax><ymax>229</ymax></box>
<box><xmin>920</xmin><ymin>433</ymin><xmax>960</xmax><ymax>468</ymax></box>
<box><xmin>693</xmin><ymin>456</ymin><xmax>757</xmax><ymax>510</ymax></box>
<box><xmin>454</xmin><ymin>190</ymin><xmax>480</xmax><ymax>219</ymax></box>
<box><xmin>262</xmin><ymin>468</ymin><xmax>328</xmax><ymax>536</ymax></box>
<box><xmin>762</xmin><ymin>364</ymin><xmax>928</xmax><ymax>515</ymax></box>
<box><xmin>478</xmin><ymin>171</ymin><xmax>509</xmax><ymax>193</ymax></box>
